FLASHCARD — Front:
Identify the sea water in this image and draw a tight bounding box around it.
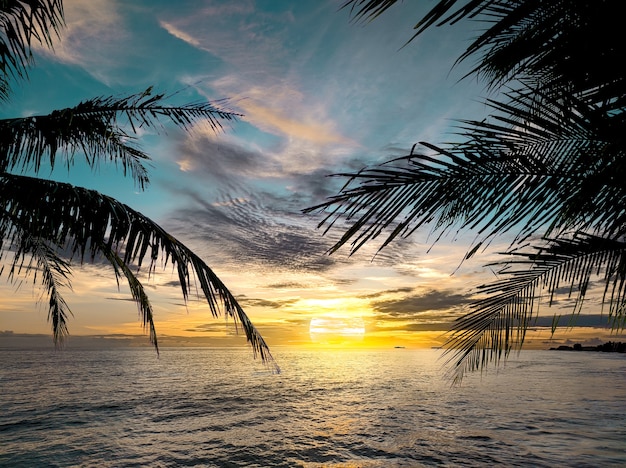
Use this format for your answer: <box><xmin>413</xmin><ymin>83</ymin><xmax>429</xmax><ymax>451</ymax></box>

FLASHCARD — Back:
<box><xmin>1</xmin><ymin>347</ymin><xmax>625</xmax><ymax>467</ymax></box>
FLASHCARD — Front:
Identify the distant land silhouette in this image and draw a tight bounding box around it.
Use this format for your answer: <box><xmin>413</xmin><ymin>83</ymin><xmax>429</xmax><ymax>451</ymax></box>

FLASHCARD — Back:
<box><xmin>550</xmin><ymin>342</ymin><xmax>625</xmax><ymax>353</ymax></box>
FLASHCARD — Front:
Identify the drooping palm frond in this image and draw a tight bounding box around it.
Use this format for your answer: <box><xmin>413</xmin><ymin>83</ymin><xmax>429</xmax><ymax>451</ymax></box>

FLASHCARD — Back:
<box><xmin>332</xmin><ymin>0</ymin><xmax>626</xmax><ymax>380</ymax></box>
<box><xmin>341</xmin><ymin>0</ymin><xmax>485</xmax><ymax>38</ymax></box>
<box><xmin>1</xmin><ymin>233</ymin><xmax>72</xmax><ymax>343</ymax></box>
<box><xmin>99</xmin><ymin>244</ymin><xmax>158</xmax><ymax>351</ymax></box>
<box><xmin>305</xmin><ymin>89</ymin><xmax>625</xmax><ymax>256</ymax></box>
<box><xmin>444</xmin><ymin>234</ymin><xmax>626</xmax><ymax>382</ymax></box>
<box><xmin>341</xmin><ymin>0</ymin><xmax>400</xmax><ymax>23</ymax></box>
<box><xmin>0</xmin><ymin>0</ymin><xmax>64</xmax><ymax>101</ymax></box>
<box><xmin>0</xmin><ymin>88</ymin><xmax>241</xmax><ymax>189</ymax></box>
<box><xmin>0</xmin><ymin>173</ymin><xmax>279</xmax><ymax>370</ymax></box>
<box><xmin>0</xmin><ymin>1</ymin><xmax>275</xmax><ymax>370</ymax></box>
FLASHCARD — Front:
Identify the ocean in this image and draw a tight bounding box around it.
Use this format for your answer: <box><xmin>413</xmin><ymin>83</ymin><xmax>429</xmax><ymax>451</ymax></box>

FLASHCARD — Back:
<box><xmin>1</xmin><ymin>347</ymin><xmax>625</xmax><ymax>467</ymax></box>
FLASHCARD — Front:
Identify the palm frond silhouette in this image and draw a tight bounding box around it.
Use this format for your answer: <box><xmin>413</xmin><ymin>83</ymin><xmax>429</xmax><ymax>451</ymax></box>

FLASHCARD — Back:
<box><xmin>0</xmin><ymin>1</ymin><xmax>277</xmax><ymax>370</ymax></box>
<box><xmin>310</xmin><ymin>0</ymin><xmax>625</xmax><ymax>379</ymax></box>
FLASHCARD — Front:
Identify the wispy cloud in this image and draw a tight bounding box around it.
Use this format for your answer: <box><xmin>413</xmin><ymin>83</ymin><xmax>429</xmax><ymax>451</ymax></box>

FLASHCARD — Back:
<box><xmin>157</xmin><ymin>0</ymin><xmax>290</xmax><ymax>75</ymax></box>
<box><xmin>237</xmin><ymin>296</ymin><xmax>300</xmax><ymax>309</ymax></box>
<box><xmin>159</xmin><ymin>20</ymin><xmax>203</xmax><ymax>49</ymax></box>
<box><xmin>371</xmin><ymin>288</ymin><xmax>469</xmax><ymax>318</ymax></box>
<box><xmin>167</xmin><ymin>187</ymin><xmax>337</xmax><ymax>275</ymax></box>
<box><xmin>157</xmin><ymin>2</ymin><xmax>359</xmax><ymax>176</ymax></box>
<box><xmin>34</xmin><ymin>0</ymin><xmax>127</xmax><ymax>84</ymax></box>
<box><xmin>238</xmin><ymin>96</ymin><xmax>354</xmax><ymax>146</ymax></box>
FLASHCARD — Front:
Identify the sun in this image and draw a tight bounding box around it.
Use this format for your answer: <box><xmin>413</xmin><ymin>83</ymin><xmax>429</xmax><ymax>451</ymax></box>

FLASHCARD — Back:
<box><xmin>309</xmin><ymin>316</ymin><xmax>365</xmax><ymax>345</ymax></box>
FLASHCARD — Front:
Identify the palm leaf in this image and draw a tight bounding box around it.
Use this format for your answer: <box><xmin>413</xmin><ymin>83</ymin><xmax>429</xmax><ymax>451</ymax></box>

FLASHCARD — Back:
<box><xmin>0</xmin><ymin>173</ymin><xmax>279</xmax><ymax>370</ymax></box>
<box><xmin>334</xmin><ymin>0</ymin><xmax>626</xmax><ymax>381</ymax></box>
<box><xmin>305</xmin><ymin>88</ymin><xmax>625</xmax><ymax>256</ymax></box>
<box><xmin>341</xmin><ymin>1</ymin><xmax>626</xmax><ymax>111</ymax></box>
<box><xmin>456</xmin><ymin>0</ymin><xmax>626</xmax><ymax>107</ymax></box>
<box><xmin>444</xmin><ymin>234</ymin><xmax>626</xmax><ymax>382</ymax></box>
<box><xmin>1</xmin><ymin>233</ymin><xmax>72</xmax><ymax>343</ymax></box>
<box><xmin>99</xmin><ymin>244</ymin><xmax>159</xmax><ymax>352</ymax></box>
<box><xmin>0</xmin><ymin>0</ymin><xmax>64</xmax><ymax>101</ymax></box>
<box><xmin>341</xmin><ymin>0</ymin><xmax>487</xmax><ymax>41</ymax></box>
<box><xmin>341</xmin><ymin>0</ymin><xmax>400</xmax><ymax>23</ymax></box>
<box><xmin>0</xmin><ymin>88</ymin><xmax>241</xmax><ymax>188</ymax></box>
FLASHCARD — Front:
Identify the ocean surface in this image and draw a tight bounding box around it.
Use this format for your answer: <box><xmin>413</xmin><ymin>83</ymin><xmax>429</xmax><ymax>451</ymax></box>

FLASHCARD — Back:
<box><xmin>1</xmin><ymin>347</ymin><xmax>625</xmax><ymax>467</ymax></box>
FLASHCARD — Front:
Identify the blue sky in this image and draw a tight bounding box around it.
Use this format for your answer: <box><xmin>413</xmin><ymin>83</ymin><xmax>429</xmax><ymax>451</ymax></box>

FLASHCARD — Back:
<box><xmin>2</xmin><ymin>0</ymin><xmax>620</xmax><ymax>350</ymax></box>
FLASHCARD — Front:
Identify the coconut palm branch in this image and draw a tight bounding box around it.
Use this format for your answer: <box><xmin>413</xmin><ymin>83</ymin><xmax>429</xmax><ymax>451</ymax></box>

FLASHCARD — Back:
<box><xmin>1</xmin><ymin>0</ymin><xmax>64</xmax><ymax>101</ymax></box>
<box><xmin>343</xmin><ymin>0</ymin><xmax>625</xmax><ymax>110</ymax></box>
<box><xmin>1</xmin><ymin>1</ymin><xmax>277</xmax><ymax>369</ymax></box>
<box><xmin>0</xmin><ymin>172</ymin><xmax>279</xmax><ymax>368</ymax></box>
<box><xmin>0</xmin><ymin>87</ymin><xmax>239</xmax><ymax>188</ymax></box>
<box><xmin>326</xmin><ymin>0</ymin><xmax>626</xmax><ymax>380</ymax></box>
<box><xmin>454</xmin><ymin>1</ymin><xmax>625</xmax><ymax>109</ymax></box>
<box><xmin>98</xmin><ymin>244</ymin><xmax>159</xmax><ymax>351</ymax></box>
<box><xmin>341</xmin><ymin>0</ymin><xmax>485</xmax><ymax>39</ymax></box>
<box><xmin>329</xmin><ymin>1</ymin><xmax>626</xmax><ymax>255</ymax></box>
<box><xmin>306</xmin><ymin>89</ymin><xmax>625</xmax><ymax>255</ymax></box>
<box><xmin>444</xmin><ymin>234</ymin><xmax>626</xmax><ymax>382</ymax></box>
<box><xmin>306</xmin><ymin>87</ymin><xmax>624</xmax><ymax>380</ymax></box>
<box><xmin>1</xmin><ymin>232</ymin><xmax>72</xmax><ymax>343</ymax></box>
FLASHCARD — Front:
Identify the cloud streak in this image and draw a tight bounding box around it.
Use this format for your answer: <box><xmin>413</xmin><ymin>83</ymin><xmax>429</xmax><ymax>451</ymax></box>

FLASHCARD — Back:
<box><xmin>33</xmin><ymin>0</ymin><xmax>128</xmax><ymax>84</ymax></box>
<box><xmin>167</xmin><ymin>188</ymin><xmax>337</xmax><ymax>275</ymax></box>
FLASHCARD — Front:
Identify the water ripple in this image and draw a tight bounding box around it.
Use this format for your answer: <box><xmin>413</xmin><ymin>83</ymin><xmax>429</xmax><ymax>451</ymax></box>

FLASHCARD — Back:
<box><xmin>1</xmin><ymin>348</ymin><xmax>625</xmax><ymax>467</ymax></box>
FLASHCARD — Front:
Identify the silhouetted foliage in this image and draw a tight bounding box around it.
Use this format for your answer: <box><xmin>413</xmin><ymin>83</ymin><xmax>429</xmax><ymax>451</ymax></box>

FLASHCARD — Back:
<box><xmin>0</xmin><ymin>1</ymin><xmax>277</xmax><ymax>370</ymax></box>
<box><xmin>552</xmin><ymin>342</ymin><xmax>625</xmax><ymax>353</ymax></box>
<box><xmin>309</xmin><ymin>0</ymin><xmax>626</xmax><ymax>380</ymax></box>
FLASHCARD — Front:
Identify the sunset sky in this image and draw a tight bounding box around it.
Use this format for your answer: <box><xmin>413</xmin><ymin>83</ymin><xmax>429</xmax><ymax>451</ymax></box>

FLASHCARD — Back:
<box><xmin>1</xmin><ymin>0</ymin><xmax>622</xmax><ymax>351</ymax></box>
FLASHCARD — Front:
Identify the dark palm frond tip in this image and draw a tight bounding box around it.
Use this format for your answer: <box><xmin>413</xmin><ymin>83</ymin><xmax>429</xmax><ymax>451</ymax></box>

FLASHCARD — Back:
<box><xmin>81</xmin><ymin>86</ymin><xmax>243</xmax><ymax>135</ymax></box>
<box><xmin>0</xmin><ymin>0</ymin><xmax>64</xmax><ymax>101</ymax></box>
<box><xmin>0</xmin><ymin>173</ymin><xmax>279</xmax><ymax>372</ymax></box>
<box><xmin>341</xmin><ymin>1</ymin><xmax>626</xmax><ymax>109</ymax></box>
<box><xmin>34</xmin><ymin>241</ymin><xmax>73</xmax><ymax>344</ymax></box>
<box><xmin>341</xmin><ymin>0</ymin><xmax>486</xmax><ymax>41</ymax></box>
<box><xmin>0</xmin><ymin>87</ymin><xmax>243</xmax><ymax>189</ymax></box>
<box><xmin>442</xmin><ymin>234</ymin><xmax>626</xmax><ymax>382</ymax></box>
<box><xmin>100</xmin><ymin>245</ymin><xmax>159</xmax><ymax>353</ymax></box>
<box><xmin>302</xmin><ymin>144</ymin><xmax>553</xmax><ymax>257</ymax></box>
<box><xmin>340</xmin><ymin>0</ymin><xmax>400</xmax><ymax>23</ymax></box>
<box><xmin>1</xmin><ymin>234</ymin><xmax>73</xmax><ymax>344</ymax></box>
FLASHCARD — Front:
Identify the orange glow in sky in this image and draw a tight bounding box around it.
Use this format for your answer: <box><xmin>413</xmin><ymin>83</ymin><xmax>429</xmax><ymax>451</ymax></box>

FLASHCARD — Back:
<box><xmin>1</xmin><ymin>1</ymin><xmax>624</xmax><ymax>354</ymax></box>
